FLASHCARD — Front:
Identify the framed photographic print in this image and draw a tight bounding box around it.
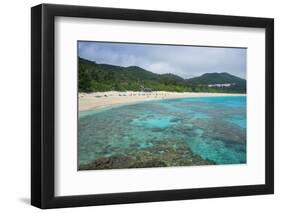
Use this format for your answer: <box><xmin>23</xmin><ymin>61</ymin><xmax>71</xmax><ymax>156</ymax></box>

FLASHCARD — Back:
<box><xmin>31</xmin><ymin>3</ymin><xmax>274</xmax><ymax>209</ymax></box>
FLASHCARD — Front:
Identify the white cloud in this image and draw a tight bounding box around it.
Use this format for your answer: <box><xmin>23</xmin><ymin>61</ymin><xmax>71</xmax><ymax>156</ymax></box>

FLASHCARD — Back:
<box><xmin>78</xmin><ymin>41</ymin><xmax>246</xmax><ymax>79</ymax></box>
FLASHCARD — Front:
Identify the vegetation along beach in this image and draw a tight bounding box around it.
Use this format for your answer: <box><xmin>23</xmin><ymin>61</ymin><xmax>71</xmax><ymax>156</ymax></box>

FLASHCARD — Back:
<box><xmin>78</xmin><ymin>42</ymin><xmax>247</xmax><ymax>170</ymax></box>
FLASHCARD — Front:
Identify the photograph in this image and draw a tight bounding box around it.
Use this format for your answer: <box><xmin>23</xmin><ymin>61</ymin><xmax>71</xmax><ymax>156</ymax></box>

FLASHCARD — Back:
<box><xmin>78</xmin><ymin>41</ymin><xmax>247</xmax><ymax>170</ymax></box>
<box><xmin>29</xmin><ymin>2</ymin><xmax>274</xmax><ymax>209</ymax></box>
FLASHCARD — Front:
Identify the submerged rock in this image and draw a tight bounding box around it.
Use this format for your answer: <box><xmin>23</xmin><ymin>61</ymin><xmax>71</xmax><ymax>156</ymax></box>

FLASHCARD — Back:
<box><xmin>79</xmin><ymin>155</ymin><xmax>133</xmax><ymax>170</ymax></box>
<box><xmin>79</xmin><ymin>140</ymin><xmax>215</xmax><ymax>170</ymax></box>
<box><xmin>193</xmin><ymin>118</ymin><xmax>246</xmax><ymax>144</ymax></box>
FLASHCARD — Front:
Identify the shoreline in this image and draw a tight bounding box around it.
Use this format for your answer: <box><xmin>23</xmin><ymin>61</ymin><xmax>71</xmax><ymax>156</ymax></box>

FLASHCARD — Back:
<box><xmin>79</xmin><ymin>91</ymin><xmax>246</xmax><ymax>112</ymax></box>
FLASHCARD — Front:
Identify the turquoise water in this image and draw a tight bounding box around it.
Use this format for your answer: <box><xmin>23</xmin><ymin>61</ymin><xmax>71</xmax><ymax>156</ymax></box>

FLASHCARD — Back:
<box><xmin>78</xmin><ymin>96</ymin><xmax>246</xmax><ymax>167</ymax></box>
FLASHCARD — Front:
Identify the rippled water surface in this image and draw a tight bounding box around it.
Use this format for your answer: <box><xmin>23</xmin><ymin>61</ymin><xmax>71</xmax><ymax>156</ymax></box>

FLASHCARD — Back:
<box><xmin>78</xmin><ymin>96</ymin><xmax>246</xmax><ymax>169</ymax></box>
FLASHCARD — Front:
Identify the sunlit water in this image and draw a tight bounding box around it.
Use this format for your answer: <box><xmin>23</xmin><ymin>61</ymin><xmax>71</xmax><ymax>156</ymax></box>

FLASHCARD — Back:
<box><xmin>78</xmin><ymin>96</ymin><xmax>246</xmax><ymax>166</ymax></box>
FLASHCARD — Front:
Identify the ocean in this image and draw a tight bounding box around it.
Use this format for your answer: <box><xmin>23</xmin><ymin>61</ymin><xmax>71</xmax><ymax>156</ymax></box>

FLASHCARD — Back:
<box><xmin>78</xmin><ymin>96</ymin><xmax>246</xmax><ymax>169</ymax></box>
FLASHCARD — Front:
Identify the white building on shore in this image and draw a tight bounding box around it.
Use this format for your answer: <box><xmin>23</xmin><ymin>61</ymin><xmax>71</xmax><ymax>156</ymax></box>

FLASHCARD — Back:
<box><xmin>208</xmin><ymin>83</ymin><xmax>236</xmax><ymax>88</ymax></box>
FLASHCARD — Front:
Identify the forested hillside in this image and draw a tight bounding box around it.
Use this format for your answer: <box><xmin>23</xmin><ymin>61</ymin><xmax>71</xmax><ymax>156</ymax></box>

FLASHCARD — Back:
<box><xmin>78</xmin><ymin>57</ymin><xmax>246</xmax><ymax>93</ymax></box>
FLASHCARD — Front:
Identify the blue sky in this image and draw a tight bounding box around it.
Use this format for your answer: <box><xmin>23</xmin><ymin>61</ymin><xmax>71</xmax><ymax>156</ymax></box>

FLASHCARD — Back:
<box><xmin>78</xmin><ymin>41</ymin><xmax>246</xmax><ymax>79</ymax></box>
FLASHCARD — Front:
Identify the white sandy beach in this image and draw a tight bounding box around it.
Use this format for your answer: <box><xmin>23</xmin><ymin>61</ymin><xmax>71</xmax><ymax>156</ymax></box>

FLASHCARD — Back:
<box><xmin>79</xmin><ymin>91</ymin><xmax>245</xmax><ymax>112</ymax></box>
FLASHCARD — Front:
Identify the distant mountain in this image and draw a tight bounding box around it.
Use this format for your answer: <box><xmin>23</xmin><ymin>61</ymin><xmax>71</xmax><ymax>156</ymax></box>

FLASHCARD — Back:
<box><xmin>185</xmin><ymin>72</ymin><xmax>245</xmax><ymax>85</ymax></box>
<box><xmin>161</xmin><ymin>73</ymin><xmax>185</xmax><ymax>82</ymax></box>
<box><xmin>185</xmin><ymin>72</ymin><xmax>246</xmax><ymax>93</ymax></box>
<box><xmin>78</xmin><ymin>57</ymin><xmax>246</xmax><ymax>93</ymax></box>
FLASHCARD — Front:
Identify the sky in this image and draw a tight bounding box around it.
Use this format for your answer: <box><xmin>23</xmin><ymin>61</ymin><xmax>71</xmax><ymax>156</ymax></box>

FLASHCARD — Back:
<box><xmin>78</xmin><ymin>41</ymin><xmax>246</xmax><ymax>79</ymax></box>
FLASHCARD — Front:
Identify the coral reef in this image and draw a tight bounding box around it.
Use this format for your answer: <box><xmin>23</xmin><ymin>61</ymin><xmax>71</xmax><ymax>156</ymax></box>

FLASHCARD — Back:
<box><xmin>79</xmin><ymin>96</ymin><xmax>246</xmax><ymax>169</ymax></box>
<box><xmin>79</xmin><ymin>140</ymin><xmax>214</xmax><ymax>170</ymax></box>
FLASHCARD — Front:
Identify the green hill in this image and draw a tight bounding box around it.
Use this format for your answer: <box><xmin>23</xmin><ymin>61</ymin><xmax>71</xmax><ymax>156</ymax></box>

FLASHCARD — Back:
<box><xmin>78</xmin><ymin>57</ymin><xmax>246</xmax><ymax>93</ymax></box>
<box><xmin>185</xmin><ymin>72</ymin><xmax>246</xmax><ymax>93</ymax></box>
<box><xmin>185</xmin><ymin>72</ymin><xmax>245</xmax><ymax>84</ymax></box>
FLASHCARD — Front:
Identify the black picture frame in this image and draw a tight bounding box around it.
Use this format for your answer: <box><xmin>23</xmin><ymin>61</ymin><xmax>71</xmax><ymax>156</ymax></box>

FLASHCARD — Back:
<box><xmin>31</xmin><ymin>3</ymin><xmax>274</xmax><ymax>209</ymax></box>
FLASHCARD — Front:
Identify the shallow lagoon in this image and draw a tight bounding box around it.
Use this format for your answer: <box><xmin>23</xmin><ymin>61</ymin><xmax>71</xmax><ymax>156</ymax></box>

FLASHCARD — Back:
<box><xmin>78</xmin><ymin>96</ymin><xmax>246</xmax><ymax>169</ymax></box>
